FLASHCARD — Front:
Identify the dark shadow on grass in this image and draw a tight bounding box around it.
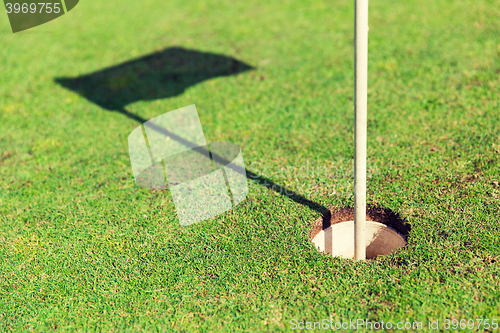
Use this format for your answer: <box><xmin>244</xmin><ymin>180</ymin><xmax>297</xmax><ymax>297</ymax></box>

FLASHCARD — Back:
<box><xmin>55</xmin><ymin>47</ymin><xmax>254</xmax><ymax>111</ymax></box>
<box><xmin>55</xmin><ymin>47</ymin><xmax>330</xmax><ymax>216</ymax></box>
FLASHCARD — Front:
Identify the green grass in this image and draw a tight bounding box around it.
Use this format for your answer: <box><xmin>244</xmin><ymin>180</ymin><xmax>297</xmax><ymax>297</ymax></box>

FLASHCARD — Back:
<box><xmin>1</xmin><ymin>0</ymin><xmax>500</xmax><ymax>331</ymax></box>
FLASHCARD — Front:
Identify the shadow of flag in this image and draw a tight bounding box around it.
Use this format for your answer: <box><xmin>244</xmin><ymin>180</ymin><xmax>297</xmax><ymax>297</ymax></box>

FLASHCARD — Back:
<box><xmin>55</xmin><ymin>47</ymin><xmax>254</xmax><ymax>111</ymax></box>
<box><xmin>54</xmin><ymin>46</ymin><xmax>331</xmax><ymax>218</ymax></box>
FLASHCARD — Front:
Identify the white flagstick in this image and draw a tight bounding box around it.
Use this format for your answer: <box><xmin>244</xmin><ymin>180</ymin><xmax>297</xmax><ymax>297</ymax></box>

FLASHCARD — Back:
<box><xmin>354</xmin><ymin>0</ymin><xmax>369</xmax><ymax>260</ymax></box>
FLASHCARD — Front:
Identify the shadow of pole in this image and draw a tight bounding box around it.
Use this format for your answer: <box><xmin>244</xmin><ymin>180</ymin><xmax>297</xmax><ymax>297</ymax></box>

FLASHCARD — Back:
<box><xmin>117</xmin><ymin>107</ymin><xmax>330</xmax><ymax>216</ymax></box>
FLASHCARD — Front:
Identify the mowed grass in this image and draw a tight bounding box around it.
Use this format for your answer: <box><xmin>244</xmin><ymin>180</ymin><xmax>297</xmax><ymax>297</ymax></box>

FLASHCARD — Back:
<box><xmin>0</xmin><ymin>0</ymin><xmax>499</xmax><ymax>331</ymax></box>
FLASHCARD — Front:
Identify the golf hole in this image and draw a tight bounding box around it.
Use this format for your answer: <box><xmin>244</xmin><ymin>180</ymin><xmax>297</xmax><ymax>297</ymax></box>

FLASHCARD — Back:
<box><xmin>309</xmin><ymin>207</ymin><xmax>410</xmax><ymax>260</ymax></box>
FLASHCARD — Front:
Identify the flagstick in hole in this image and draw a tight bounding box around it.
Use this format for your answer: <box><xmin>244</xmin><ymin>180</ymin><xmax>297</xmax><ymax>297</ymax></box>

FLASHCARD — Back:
<box><xmin>354</xmin><ymin>0</ymin><xmax>369</xmax><ymax>260</ymax></box>
<box><xmin>309</xmin><ymin>0</ymin><xmax>408</xmax><ymax>260</ymax></box>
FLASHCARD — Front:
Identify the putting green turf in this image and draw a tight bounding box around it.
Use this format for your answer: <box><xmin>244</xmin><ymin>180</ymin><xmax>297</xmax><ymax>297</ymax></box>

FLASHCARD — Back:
<box><xmin>1</xmin><ymin>0</ymin><xmax>499</xmax><ymax>331</ymax></box>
